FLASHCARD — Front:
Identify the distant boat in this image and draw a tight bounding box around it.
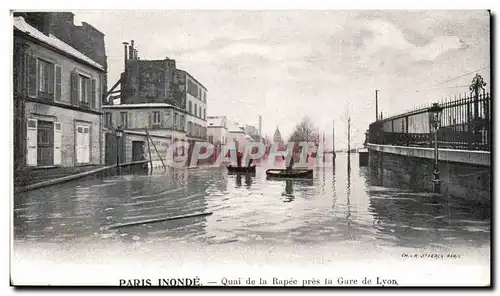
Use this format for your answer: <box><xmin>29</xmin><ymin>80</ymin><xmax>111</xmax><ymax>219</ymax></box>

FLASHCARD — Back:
<box><xmin>265</xmin><ymin>168</ymin><xmax>313</xmax><ymax>179</ymax></box>
<box><xmin>227</xmin><ymin>165</ymin><xmax>256</xmax><ymax>173</ymax></box>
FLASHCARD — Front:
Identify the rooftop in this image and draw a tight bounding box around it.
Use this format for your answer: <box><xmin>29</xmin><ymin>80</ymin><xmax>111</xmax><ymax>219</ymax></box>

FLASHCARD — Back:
<box><xmin>227</xmin><ymin>120</ymin><xmax>245</xmax><ymax>133</ymax></box>
<box><xmin>176</xmin><ymin>69</ymin><xmax>207</xmax><ymax>90</ymax></box>
<box><xmin>207</xmin><ymin>116</ymin><xmax>227</xmax><ymax>127</ymax></box>
<box><xmin>13</xmin><ymin>16</ymin><xmax>105</xmax><ymax>71</ymax></box>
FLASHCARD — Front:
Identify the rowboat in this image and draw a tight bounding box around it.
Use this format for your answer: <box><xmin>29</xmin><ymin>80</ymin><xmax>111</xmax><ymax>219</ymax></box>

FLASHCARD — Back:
<box><xmin>265</xmin><ymin>168</ymin><xmax>313</xmax><ymax>179</ymax></box>
<box><xmin>227</xmin><ymin>165</ymin><xmax>256</xmax><ymax>173</ymax></box>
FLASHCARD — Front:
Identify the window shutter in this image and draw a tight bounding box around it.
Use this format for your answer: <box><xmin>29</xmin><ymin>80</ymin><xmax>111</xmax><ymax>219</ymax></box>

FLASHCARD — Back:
<box><xmin>54</xmin><ymin>65</ymin><xmax>62</xmax><ymax>101</ymax></box>
<box><xmin>53</xmin><ymin>122</ymin><xmax>62</xmax><ymax>165</ymax></box>
<box><xmin>71</xmin><ymin>71</ymin><xmax>79</xmax><ymax>106</ymax></box>
<box><xmin>86</xmin><ymin>77</ymin><xmax>92</xmax><ymax>104</ymax></box>
<box><xmin>27</xmin><ymin>56</ymin><xmax>37</xmax><ymax>97</ymax></box>
<box><xmin>91</xmin><ymin>78</ymin><xmax>96</xmax><ymax>109</ymax></box>
<box><xmin>26</xmin><ymin>119</ymin><xmax>38</xmax><ymax>166</ymax></box>
<box><xmin>48</xmin><ymin>63</ymin><xmax>55</xmax><ymax>94</ymax></box>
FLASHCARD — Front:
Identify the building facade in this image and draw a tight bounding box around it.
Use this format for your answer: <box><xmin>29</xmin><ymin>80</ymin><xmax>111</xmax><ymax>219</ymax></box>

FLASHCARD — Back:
<box><xmin>105</xmin><ymin>41</ymin><xmax>208</xmax><ymax>166</ymax></box>
<box><xmin>13</xmin><ymin>13</ymin><xmax>107</xmax><ymax>175</ymax></box>
<box><xmin>102</xmin><ymin>103</ymin><xmax>187</xmax><ymax>165</ymax></box>
<box><xmin>176</xmin><ymin>70</ymin><xmax>208</xmax><ymax>142</ymax></box>
<box><xmin>207</xmin><ymin>116</ymin><xmax>228</xmax><ymax>145</ymax></box>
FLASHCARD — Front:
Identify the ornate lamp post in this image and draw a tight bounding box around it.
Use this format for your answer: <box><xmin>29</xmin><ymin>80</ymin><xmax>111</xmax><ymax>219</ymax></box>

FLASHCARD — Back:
<box><xmin>116</xmin><ymin>126</ymin><xmax>124</xmax><ymax>174</ymax></box>
<box><xmin>428</xmin><ymin>103</ymin><xmax>443</xmax><ymax>193</ymax></box>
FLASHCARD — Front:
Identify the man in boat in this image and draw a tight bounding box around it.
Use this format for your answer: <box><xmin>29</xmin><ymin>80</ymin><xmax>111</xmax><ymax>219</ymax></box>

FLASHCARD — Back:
<box><xmin>286</xmin><ymin>152</ymin><xmax>295</xmax><ymax>172</ymax></box>
<box><xmin>237</xmin><ymin>151</ymin><xmax>243</xmax><ymax>167</ymax></box>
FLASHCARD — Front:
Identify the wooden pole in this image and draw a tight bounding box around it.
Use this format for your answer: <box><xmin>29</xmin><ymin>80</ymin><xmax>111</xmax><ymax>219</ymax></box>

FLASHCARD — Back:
<box><xmin>145</xmin><ymin>128</ymin><xmax>153</xmax><ymax>172</ymax></box>
<box><xmin>101</xmin><ymin>212</ymin><xmax>214</xmax><ymax>231</ymax></box>
<box><xmin>145</xmin><ymin>128</ymin><xmax>167</xmax><ymax>170</ymax></box>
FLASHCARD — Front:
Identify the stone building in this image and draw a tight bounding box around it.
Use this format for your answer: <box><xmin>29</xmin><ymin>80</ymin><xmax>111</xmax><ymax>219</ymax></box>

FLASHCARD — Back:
<box><xmin>177</xmin><ymin>69</ymin><xmax>208</xmax><ymax>143</ymax></box>
<box><xmin>104</xmin><ymin>41</ymin><xmax>207</xmax><ymax>167</ymax></box>
<box><xmin>13</xmin><ymin>12</ymin><xmax>107</xmax><ymax>184</ymax></box>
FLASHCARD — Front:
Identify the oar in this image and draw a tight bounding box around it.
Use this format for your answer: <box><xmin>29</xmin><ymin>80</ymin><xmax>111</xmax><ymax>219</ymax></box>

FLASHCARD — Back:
<box><xmin>101</xmin><ymin>212</ymin><xmax>213</xmax><ymax>231</ymax></box>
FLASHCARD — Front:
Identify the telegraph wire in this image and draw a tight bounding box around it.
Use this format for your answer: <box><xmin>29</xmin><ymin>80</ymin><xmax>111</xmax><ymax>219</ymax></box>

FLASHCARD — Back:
<box><xmin>396</xmin><ymin>64</ymin><xmax>490</xmax><ymax>92</ymax></box>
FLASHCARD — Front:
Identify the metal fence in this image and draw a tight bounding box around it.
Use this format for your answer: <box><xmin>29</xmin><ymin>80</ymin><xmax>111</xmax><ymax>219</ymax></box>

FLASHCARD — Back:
<box><xmin>368</xmin><ymin>92</ymin><xmax>491</xmax><ymax>151</ymax></box>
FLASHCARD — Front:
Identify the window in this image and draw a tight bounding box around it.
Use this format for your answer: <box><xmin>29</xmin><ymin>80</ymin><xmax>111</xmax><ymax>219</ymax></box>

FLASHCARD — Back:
<box><xmin>194</xmin><ymin>103</ymin><xmax>198</xmax><ymax>117</ymax></box>
<box><xmin>37</xmin><ymin>59</ymin><xmax>54</xmax><ymax>94</ymax></box>
<box><xmin>79</xmin><ymin>75</ymin><xmax>91</xmax><ymax>103</ymax></box>
<box><xmin>208</xmin><ymin>135</ymin><xmax>213</xmax><ymax>143</ymax></box>
<box><xmin>105</xmin><ymin>112</ymin><xmax>112</xmax><ymax>127</ymax></box>
<box><xmin>174</xmin><ymin>113</ymin><xmax>178</xmax><ymax>129</ymax></box>
<box><xmin>153</xmin><ymin>111</ymin><xmax>161</xmax><ymax>125</ymax></box>
<box><xmin>188</xmin><ymin>101</ymin><xmax>192</xmax><ymax>114</ymax></box>
<box><xmin>203</xmin><ymin>108</ymin><xmax>205</xmax><ymax>119</ymax></box>
<box><xmin>203</xmin><ymin>92</ymin><xmax>206</xmax><ymax>103</ymax></box>
<box><xmin>187</xmin><ymin>80</ymin><xmax>198</xmax><ymax>98</ymax></box>
<box><xmin>188</xmin><ymin>121</ymin><xmax>192</xmax><ymax>135</ymax></box>
<box><xmin>199</xmin><ymin>106</ymin><xmax>202</xmax><ymax>118</ymax></box>
<box><xmin>120</xmin><ymin>112</ymin><xmax>128</xmax><ymax>128</ymax></box>
<box><xmin>180</xmin><ymin>115</ymin><xmax>185</xmax><ymax>131</ymax></box>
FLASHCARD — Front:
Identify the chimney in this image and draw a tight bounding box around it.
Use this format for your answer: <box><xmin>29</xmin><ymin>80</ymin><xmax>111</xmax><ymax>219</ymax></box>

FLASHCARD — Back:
<box><xmin>42</xmin><ymin>13</ymin><xmax>51</xmax><ymax>36</ymax></box>
<box><xmin>134</xmin><ymin>49</ymin><xmax>138</xmax><ymax>60</ymax></box>
<box><xmin>123</xmin><ymin>41</ymin><xmax>129</xmax><ymax>70</ymax></box>
<box><xmin>129</xmin><ymin>40</ymin><xmax>135</xmax><ymax>60</ymax></box>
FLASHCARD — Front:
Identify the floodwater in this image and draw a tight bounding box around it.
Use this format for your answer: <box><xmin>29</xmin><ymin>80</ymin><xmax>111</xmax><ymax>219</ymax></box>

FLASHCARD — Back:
<box><xmin>14</xmin><ymin>153</ymin><xmax>490</xmax><ymax>252</ymax></box>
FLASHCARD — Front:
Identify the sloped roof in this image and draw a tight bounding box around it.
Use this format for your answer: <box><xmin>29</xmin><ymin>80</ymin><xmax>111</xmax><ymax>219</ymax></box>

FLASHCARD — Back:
<box><xmin>207</xmin><ymin>116</ymin><xmax>226</xmax><ymax>127</ymax></box>
<box><xmin>227</xmin><ymin>120</ymin><xmax>245</xmax><ymax>133</ymax></box>
<box><xmin>13</xmin><ymin>16</ymin><xmax>104</xmax><ymax>70</ymax></box>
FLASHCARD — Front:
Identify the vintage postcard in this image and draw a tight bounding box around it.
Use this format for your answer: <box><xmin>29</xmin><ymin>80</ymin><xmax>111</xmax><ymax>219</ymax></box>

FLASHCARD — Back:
<box><xmin>10</xmin><ymin>9</ymin><xmax>491</xmax><ymax>287</ymax></box>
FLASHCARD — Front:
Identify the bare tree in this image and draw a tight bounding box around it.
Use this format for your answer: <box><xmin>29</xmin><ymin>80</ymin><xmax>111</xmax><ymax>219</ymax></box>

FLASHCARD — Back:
<box><xmin>288</xmin><ymin>116</ymin><xmax>320</xmax><ymax>143</ymax></box>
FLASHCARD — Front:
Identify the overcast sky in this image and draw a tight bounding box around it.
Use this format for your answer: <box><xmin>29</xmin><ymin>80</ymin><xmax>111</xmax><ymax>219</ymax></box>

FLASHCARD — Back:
<box><xmin>73</xmin><ymin>10</ymin><xmax>490</xmax><ymax>149</ymax></box>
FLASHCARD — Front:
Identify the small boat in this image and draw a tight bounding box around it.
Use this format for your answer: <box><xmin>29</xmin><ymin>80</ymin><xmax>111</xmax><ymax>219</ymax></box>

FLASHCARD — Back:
<box><xmin>265</xmin><ymin>168</ymin><xmax>313</xmax><ymax>179</ymax></box>
<box><xmin>227</xmin><ymin>165</ymin><xmax>256</xmax><ymax>173</ymax></box>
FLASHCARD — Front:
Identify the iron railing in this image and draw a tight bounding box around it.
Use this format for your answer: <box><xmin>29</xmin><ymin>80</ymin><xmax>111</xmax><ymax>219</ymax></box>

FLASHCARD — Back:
<box><xmin>368</xmin><ymin>92</ymin><xmax>491</xmax><ymax>151</ymax></box>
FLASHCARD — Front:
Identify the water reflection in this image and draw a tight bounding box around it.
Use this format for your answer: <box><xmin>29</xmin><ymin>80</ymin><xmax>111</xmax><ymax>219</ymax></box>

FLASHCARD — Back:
<box><xmin>346</xmin><ymin>158</ymin><xmax>352</xmax><ymax>226</ymax></box>
<box><xmin>281</xmin><ymin>181</ymin><xmax>295</xmax><ymax>203</ymax></box>
<box><xmin>13</xmin><ymin>154</ymin><xmax>490</xmax><ymax>250</ymax></box>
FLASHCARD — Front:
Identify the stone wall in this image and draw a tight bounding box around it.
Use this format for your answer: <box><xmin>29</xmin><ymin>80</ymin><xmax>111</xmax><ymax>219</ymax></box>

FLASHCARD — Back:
<box><xmin>369</xmin><ymin>149</ymin><xmax>491</xmax><ymax>205</ymax></box>
<box><xmin>121</xmin><ymin>59</ymin><xmax>181</xmax><ymax>107</ymax></box>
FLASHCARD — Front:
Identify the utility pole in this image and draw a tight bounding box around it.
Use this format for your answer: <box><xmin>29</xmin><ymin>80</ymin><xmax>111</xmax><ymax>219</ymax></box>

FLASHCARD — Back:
<box><xmin>332</xmin><ymin>120</ymin><xmax>335</xmax><ymax>152</ymax></box>
<box><xmin>347</xmin><ymin>116</ymin><xmax>351</xmax><ymax>174</ymax></box>
<box><xmin>347</xmin><ymin>117</ymin><xmax>351</xmax><ymax>155</ymax></box>
<box><xmin>375</xmin><ymin>89</ymin><xmax>379</xmax><ymax>122</ymax></box>
<box><xmin>323</xmin><ymin>131</ymin><xmax>326</xmax><ymax>162</ymax></box>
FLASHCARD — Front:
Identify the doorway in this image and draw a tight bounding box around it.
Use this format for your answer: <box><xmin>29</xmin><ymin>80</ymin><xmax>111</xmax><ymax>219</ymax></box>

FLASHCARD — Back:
<box><xmin>132</xmin><ymin>141</ymin><xmax>145</xmax><ymax>162</ymax></box>
<box><xmin>76</xmin><ymin>125</ymin><xmax>90</xmax><ymax>164</ymax></box>
<box><xmin>37</xmin><ymin>120</ymin><xmax>54</xmax><ymax>166</ymax></box>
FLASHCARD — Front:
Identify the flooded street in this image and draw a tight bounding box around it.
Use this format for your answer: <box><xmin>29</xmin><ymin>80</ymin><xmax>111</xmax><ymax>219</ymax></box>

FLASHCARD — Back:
<box><xmin>14</xmin><ymin>153</ymin><xmax>490</xmax><ymax>251</ymax></box>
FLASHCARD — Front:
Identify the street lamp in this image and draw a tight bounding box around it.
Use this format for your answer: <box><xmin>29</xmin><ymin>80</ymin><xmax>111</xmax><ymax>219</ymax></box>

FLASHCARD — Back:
<box><xmin>116</xmin><ymin>126</ymin><xmax>124</xmax><ymax>174</ymax></box>
<box><xmin>428</xmin><ymin>103</ymin><xmax>443</xmax><ymax>193</ymax></box>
